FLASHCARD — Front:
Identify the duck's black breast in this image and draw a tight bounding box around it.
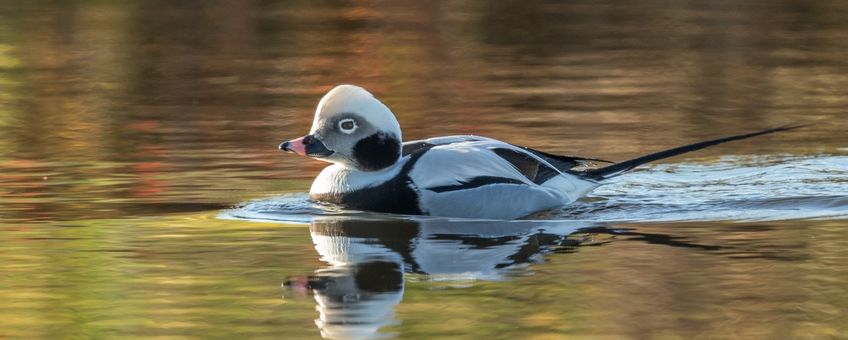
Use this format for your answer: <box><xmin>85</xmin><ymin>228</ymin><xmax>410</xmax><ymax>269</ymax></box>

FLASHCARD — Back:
<box><xmin>311</xmin><ymin>143</ymin><xmax>435</xmax><ymax>215</ymax></box>
<box><xmin>312</xmin><ymin>175</ymin><xmax>421</xmax><ymax>215</ymax></box>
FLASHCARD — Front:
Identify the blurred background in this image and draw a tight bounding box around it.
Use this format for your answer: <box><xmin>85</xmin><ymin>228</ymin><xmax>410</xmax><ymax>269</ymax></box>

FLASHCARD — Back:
<box><xmin>1</xmin><ymin>1</ymin><xmax>847</xmax><ymax>338</ymax></box>
<box><xmin>1</xmin><ymin>0</ymin><xmax>846</xmax><ymax>223</ymax></box>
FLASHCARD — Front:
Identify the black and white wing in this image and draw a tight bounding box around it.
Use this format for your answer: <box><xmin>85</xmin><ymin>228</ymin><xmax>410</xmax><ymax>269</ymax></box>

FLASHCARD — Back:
<box><xmin>402</xmin><ymin>136</ymin><xmax>601</xmax><ymax>219</ymax></box>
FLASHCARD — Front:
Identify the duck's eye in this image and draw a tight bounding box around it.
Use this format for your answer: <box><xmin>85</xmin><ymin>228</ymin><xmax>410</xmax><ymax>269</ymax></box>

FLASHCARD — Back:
<box><xmin>339</xmin><ymin>119</ymin><xmax>357</xmax><ymax>134</ymax></box>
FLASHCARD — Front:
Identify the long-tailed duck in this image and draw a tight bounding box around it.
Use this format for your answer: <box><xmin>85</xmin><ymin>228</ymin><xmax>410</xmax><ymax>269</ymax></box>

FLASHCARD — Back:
<box><xmin>279</xmin><ymin>85</ymin><xmax>801</xmax><ymax>219</ymax></box>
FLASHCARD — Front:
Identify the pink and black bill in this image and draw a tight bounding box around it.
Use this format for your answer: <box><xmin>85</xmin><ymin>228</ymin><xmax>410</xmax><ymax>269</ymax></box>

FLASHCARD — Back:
<box><xmin>279</xmin><ymin>135</ymin><xmax>334</xmax><ymax>157</ymax></box>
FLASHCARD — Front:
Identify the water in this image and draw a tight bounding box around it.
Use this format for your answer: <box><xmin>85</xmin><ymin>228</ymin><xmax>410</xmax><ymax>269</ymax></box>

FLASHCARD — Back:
<box><xmin>227</xmin><ymin>154</ymin><xmax>848</xmax><ymax>223</ymax></box>
<box><xmin>1</xmin><ymin>0</ymin><xmax>847</xmax><ymax>339</ymax></box>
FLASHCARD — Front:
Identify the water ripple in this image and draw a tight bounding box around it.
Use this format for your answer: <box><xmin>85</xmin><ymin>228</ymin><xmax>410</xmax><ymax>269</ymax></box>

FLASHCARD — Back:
<box><xmin>223</xmin><ymin>154</ymin><xmax>848</xmax><ymax>223</ymax></box>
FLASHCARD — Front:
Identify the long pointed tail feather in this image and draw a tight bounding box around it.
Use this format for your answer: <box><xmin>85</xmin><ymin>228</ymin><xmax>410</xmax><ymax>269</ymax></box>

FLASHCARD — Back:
<box><xmin>579</xmin><ymin>124</ymin><xmax>809</xmax><ymax>181</ymax></box>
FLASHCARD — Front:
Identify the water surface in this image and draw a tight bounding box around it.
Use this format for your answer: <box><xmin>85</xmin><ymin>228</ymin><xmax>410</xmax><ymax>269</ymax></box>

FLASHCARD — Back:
<box><xmin>1</xmin><ymin>1</ymin><xmax>847</xmax><ymax>339</ymax></box>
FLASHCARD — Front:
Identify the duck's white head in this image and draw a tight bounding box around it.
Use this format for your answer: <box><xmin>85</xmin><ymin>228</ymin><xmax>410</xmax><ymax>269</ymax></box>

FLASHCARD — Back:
<box><xmin>279</xmin><ymin>85</ymin><xmax>403</xmax><ymax>171</ymax></box>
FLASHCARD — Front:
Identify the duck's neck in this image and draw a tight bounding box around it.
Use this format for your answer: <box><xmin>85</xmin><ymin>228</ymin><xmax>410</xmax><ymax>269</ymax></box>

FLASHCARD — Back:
<box><xmin>310</xmin><ymin>160</ymin><xmax>405</xmax><ymax>196</ymax></box>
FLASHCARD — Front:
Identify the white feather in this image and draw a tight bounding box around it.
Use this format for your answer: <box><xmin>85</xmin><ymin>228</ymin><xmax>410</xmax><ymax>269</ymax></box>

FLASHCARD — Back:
<box><xmin>406</xmin><ymin>137</ymin><xmax>597</xmax><ymax>219</ymax></box>
<box><xmin>311</xmin><ymin>85</ymin><xmax>401</xmax><ymax>140</ymax></box>
<box><xmin>408</xmin><ymin>141</ymin><xmax>533</xmax><ymax>190</ymax></box>
<box><xmin>310</xmin><ymin>161</ymin><xmax>406</xmax><ymax>196</ymax></box>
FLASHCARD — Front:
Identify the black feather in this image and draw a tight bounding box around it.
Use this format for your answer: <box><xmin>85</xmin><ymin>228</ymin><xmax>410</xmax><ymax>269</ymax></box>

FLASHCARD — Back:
<box><xmin>579</xmin><ymin>124</ymin><xmax>809</xmax><ymax>180</ymax></box>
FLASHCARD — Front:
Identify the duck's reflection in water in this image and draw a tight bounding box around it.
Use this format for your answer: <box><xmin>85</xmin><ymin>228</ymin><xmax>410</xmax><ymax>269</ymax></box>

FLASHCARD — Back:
<box><xmin>285</xmin><ymin>217</ymin><xmax>600</xmax><ymax>339</ymax></box>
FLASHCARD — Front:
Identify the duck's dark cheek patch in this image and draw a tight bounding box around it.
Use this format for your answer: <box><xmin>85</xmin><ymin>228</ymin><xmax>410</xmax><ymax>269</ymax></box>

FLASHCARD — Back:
<box><xmin>353</xmin><ymin>133</ymin><xmax>401</xmax><ymax>171</ymax></box>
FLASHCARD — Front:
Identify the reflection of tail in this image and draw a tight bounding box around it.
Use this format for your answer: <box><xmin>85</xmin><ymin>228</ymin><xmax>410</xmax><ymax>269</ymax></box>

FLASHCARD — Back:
<box><xmin>579</xmin><ymin>124</ymin><xmax>808</xmax><ymax>180</ymax></box>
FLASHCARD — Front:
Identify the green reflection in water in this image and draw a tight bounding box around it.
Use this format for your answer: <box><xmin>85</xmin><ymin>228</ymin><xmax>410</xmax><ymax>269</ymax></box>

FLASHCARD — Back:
<box><xmin>7</xmin><ymin>215</ymin><xmax>845</xmax><ymax>338</ymax></box>
<box><xmin>0</xmin><ymin>213</ymin><xmax>319</xmax><ymax>338</ymax></box>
